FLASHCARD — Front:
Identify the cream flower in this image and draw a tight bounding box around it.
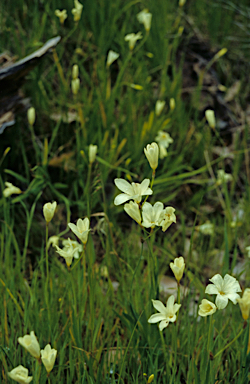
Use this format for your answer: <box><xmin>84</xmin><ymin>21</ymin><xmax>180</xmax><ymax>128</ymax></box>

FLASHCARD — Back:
<box><xmin>72</xmin><ymin>0</ymin><xmax>83</xmax><ymax>21</ymax></box>
<box><xmin>106</xmin><ymin>50</ymin><xmax>119</xmax><ymax>67</ymax></box>
<box><xmin>205</xmin><ymin>109</ymin><xmax>216</xmax><ymax>129</ymax></box>
<box><xmin>205</xmin><ymin>274</ymin><xmax>241</xmax><ymax>310</ymax></box>
<box><xmin>217</xmin><ymin>169</ymin><xmax>233</xmax><ymax>185</ymax></box>
<box><xmin>43</xmin><ymin>202</ymin><xmax>57</xmax><ymax>223</ymax></box>
<box><xmin>141</xmin><ymin>202</ymin><xmax>164</xmax><ymax>228</ymax></box>
<box><xmin>198</xmin><ymin>299</ymin><xmax>217</xmax><ymax>317</ymax></box>
<box><xmin>8</xmin><ymin>365</ymin><xmax>33</xmax><ymax>384</ymax></box>
<box><xmin>62</xmin><ymin>238</ymin><xmax>83</xmax><ymax>259</ymax></box>
<box><xmin>3</xmin><ymin>182</ymin><xmax>22</xmax><ymax>197</ymax></box>
<box><xmin>27</xmin><ymin>107</ymin><xmax>35</xmax><ymax>126</ymax></box>
<box><xmin>124</xmin><ymin>201</ymin><xmax>141</xmax><ymax>224</ymax></box>
<box><xmin>237</xmin><ymin>288</ymin><xmax>250</xmax><ymax>320</ymax></box>
<box><xmin>124</xmin><ymin>32</ymin><xmax>143</xmax><ymax>50</ymax></box>
<box><xmin>148</xmin><ymin>295</ymin><xmax>181</xmax><ymax>331</ymax></box>
<box><xmin>68</xmin><ymin>218</ymin><xmax>90</xmax><ymax>244</ymax></box>
<box><xmin>114</xmin><ymin>178</ymin><xmax>153</xmax><ymax>205</ymax></box>
<box><xmin>89</xmin><ymin>144</ymin><xmax>98</xmax><ymax>164</ymax></box>
<box><xmin>18</xmin><ymin>331</ymin><xmax>40</xmax><ymax>359</ymax></box>
<box><xmin>170</xmin><ymin>257</ymin><xmax>185</xmax><ymax>283</ymax></box>
<box><xmin>55</xmin><ymin>9</ymin><xmax>67</xmax><ymax>24</ymax></box>
<box><xmin>197</xmin><ymin>221</ymin><xmax>214</xmax><ymax>235</ymax></box>
<box><xmin>136</xmin><ymin>9</ymin><xmax>152</xmax><ymax>32</ymax></box>
<box><xmin>41</xmin><ymin>344</ymin><xmax>57</xmax><ymax>373</ymax></box>
<box><xmin>55</xmin><ymin>239</ymin><xmax>79</xmax><ymax>267</ymax></box>
<box><xmin>144</xmin><ymin>142</ymin><xmax>159</xmax><ymax>171</ymax></box>
<box><xmin>155</xmin><ymin>100</ymin><xmax>165</xmax><ymax>116</ymax></box>
<box><xmin>161</xmin><ymin>207</ymin><xmax>176</xmax><ymax>232</ymax></box>
<box><xmin>155</xmin><ymin>131</ymin><xmax>173</xmax><ymax>159</ymax></box>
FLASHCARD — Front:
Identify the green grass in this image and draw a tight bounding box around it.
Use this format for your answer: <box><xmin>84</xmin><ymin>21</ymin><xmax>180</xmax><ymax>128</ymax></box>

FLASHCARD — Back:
<box><xmin>1</xmin><ymin>0</ymin><xmax>250</xmax><ymax>383</ymax></box>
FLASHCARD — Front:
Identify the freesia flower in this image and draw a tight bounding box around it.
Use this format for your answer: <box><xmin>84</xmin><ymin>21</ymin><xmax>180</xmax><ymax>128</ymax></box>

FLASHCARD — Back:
<box><xmin>18</xmin><ymin>331</ymin><xmax>40</xmax><ymax>359</ymax></box>
<box><xmin>106</xmin><ymin>50</ymin><xmax>119</xmax><ymax>67</ymax></box>
<box><xmin>55</xmin><ymin>239</ymin><xmax>79</xmax><ymax>267</ymax></box>
<box><xmin>124</xmin><ymin>201</ymin><xmax>141</xmax><ymax>224</ymax></box>
<box><xmin>197</xmin><ymin>221</ymin><xmax>214</xmax><ymax>235</ymax></box>
<box><xmin>205</xmin><ymin>274</ymin><xmax>241</xmax><ymax>310</ymax></box>
<box><xmin>43</xmin><ymin>202</ymin><xmax>57</xmax><ymax>223</ymax></box>
<box><xmin>148</xmin><ymin>295</ymin><xmax>181</xmax><ymax>331</ymax></box>
<box><xmin>72</xmin><ymin>0</ymin><xmax>83</xmax><ymax>21</ymax></box>
<box><xmin>246</xmin><ymin>246</ymin><xmax>250</xmax><ymax>258</ymax></box>
<box><xmin>8</xmin><ymin>365</ymin><xmax>33</xmax><ymax>384</ymax></box>
<box><xmin>205</xmin><ymin>109</ymin><xmax>216</xmax><ymax>129</ymax></box>
<box><xmin>170</xmin><ymin>257</ymin><xmax>185</xmax><ymax>283</ymax></box>
<box><xmin>41</xmin><ymin>344</ymin><xmax>57</xmax><ymax>373</ymax></box>
<box><xmin>89</xmin><ymin>144</ymin><xmax>98</xmax><ymax>164</ymax></box>
<box><xmin>114</xmin><ymin>178</ymin><xmax>153</xmax><ymax>205</ymax></box>
<box><xmin>237</xmin><ymin>288</ymin><xmax>250</xmax><ymax>320</ymax></box>
<box><xmin>144</xmin><ymin>142</ymin><xmax>159</xmax><ymax>171</ymax></box>
<box><xmin>198</xmin><ymin>299</ymin><xmax>217</xmax><ymax>317</ymax></box>
<box><xmin>68</xmin><ymin>218</ymin><xmax>90</xmax><ymax>244</ymax></box>
<box><xmin>155</xmin><ymin>100</ymin><xmax>165</xmax><ymax>116</ymax></box>
<box><xmin>62</xmin><ymin>238</ymin><xmax>83</xmax><ymax>259</ymax></box>
<box><xmin>136</xmin><ymin>9</ymin><xmax>152</xmax><ymax>32</ymax></box>
<box><xmin>3</xmin><ymin>182</ymin><xmax>22</xmax><ymax>197</ymax></box>
<box><xmin>155</xmin><ymin>131</ymin><xmax>173</xmax><ymax>149</ymax></box>
<box><xmin>124</xmin><ymin>32</ymin><xmax>143</xmax><ymax>50</ymax></box>
<box><xmin>141</xmin><ymin>201</ymin><xmax>164</xmax><ymax>228</ymax></box>
<box><xmin>161</xmin><ymin>207</ymin><xmax>176</xmax><ymax>232</ymax></box>
<box><xmin>27</xmin><ymin>107</ymin><xmax>35</xmax><ymax>126</ymax></box>
<box><xmin>55</xmin><ymin>9</ymin><xmax>67</xmax><ymax>24</ymax></box>
<box><xmin>217</xmin><ymin>169</ymin><xmax>233</xmax><ymax>185</ymax></box>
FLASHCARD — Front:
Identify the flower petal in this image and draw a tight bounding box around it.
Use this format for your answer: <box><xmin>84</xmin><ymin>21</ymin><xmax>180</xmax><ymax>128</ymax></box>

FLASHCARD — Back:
<box><xmin>215</xmin><ymin>294</ymin><xmax>228</xmax><ymax>310</ymax></box>
<box><xmin>148</xmin><ymin>313</ymin><xmax>167</xmax><ymax>323</ymax></box>
<box><xmin>152</xmin><ymin>299</ymin><xmax>167</xmax><ymax>314</ymax></box>
<box><xmin>115</xmin><ymin>179</ymin><xmax>134</xmax><ymax>194</ymax></box>
<box><xmin>159</xmin><ymin>320</ymin><xmax>169</xmax><ymax>331</ymax></box>
<box><xmin>205</xmin><ymin>284</ymin><xmax>219</xmax><ymax>295</ymax></box>
<box><xmin>114</xmin><ymin>193</ymin><xmax>131</xmax><ymax>206</ymax></box>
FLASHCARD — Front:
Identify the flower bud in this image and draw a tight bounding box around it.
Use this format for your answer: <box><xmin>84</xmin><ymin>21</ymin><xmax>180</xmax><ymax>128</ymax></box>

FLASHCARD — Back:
<box><xmin>205</xmin><ymin>109</ymin><xmax>216</xmax><ymax>129</ymax></box>
<box><xmin>170</xmin><ymin>256</ymin><xmax>185</xmax><ymax>283</ymax></box>
<box><xmin>18</xmin><ymin>331</ymin><xmax>40</xmax><ymax>359</ymax></box>
<box><xmin>237</xmin><ymin>288</ymin><xmax>250</xmax><ymax>320</ymax></box>
<box><xmin>106</xmin><ymin>50</ymin><xmax>119</xmax><ymax>68</ymax></box>
<box><xmin>43</xmin><ymin>202</ymin><xmax>57</xmax><ymax>223</ymax></box>
<box><xmin>27</xmin><ymin>107</ymin><xmax>36</xmax><ymax>126</ymax></box>
<box><xmin>89</xmin><ymin>144</ymin><xmax>98</xmax><ymax>164</ymax></box>
<box><xmin>144</xmin><ymin>142</ymin><xmax>159</xmax><ymax>171</ymax></box>
<box><xmin>124</xmin><ymin>201</ymin><xmax>141</xmax><ymax>224</ymax></box>
<box><xmin>71</xmin><ymin>78</ymin><xmax>80</xmax><ymax>95</ymax></box>
<box><xmin>41</xmin><ymin>344</ymin><xmax>57</xmax><ymax>373</ymax></box>
<box><xmin>72</xmin><ymin>64</ymin><xmax>79</xmax><ymax>80</ymax></box>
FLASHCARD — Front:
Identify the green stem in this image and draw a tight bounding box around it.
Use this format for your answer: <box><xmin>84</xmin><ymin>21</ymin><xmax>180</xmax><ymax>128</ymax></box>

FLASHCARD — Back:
<box><xmin>213</xmin><ymin>327</ymin><xmax>244</xmax><ymax>359</ymax></box>
<box><xmin>207</xmin><ymin>315</ymin><xmax>213</xmax><ymax>353</ymax></box>
<box><xmin>45</xmin><ymin>223</ymin><xmax>49</xmax><ymax>289</ymax></box>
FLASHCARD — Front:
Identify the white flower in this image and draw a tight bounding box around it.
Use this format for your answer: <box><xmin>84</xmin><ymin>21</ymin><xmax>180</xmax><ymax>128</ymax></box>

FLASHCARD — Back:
<box><xmin>8</xmin><ymin>365</ymin><xmax>33</xmax><ymax>384</ymax></box>
<box><xmin>246</xmin><ymin>246</ymin><xmax>250</xmax><ymax>258</ymax></box>
<box><xmin>43</xmin><ymin>202</ymin><xmax>57</xmax><ymax>223</ymax></box>
<box><xmin>158</xmin><ymin>145</ymin><xmax>168</xmax><ymax>159</ymax></box>
<box><xmin>124</xmin><ymin>201</ymin><xmax>141</xmax><ymax>224</ymax></box>
<box><xmin>217</xmin><ymin>169</ymin><xmax>233</xmax><ymax>185</ymax></box>
<box><xmin>198</xmin><ymin>299</ymin><xmax>217</xmax><ymax>317</ymax></box>
<box><xmin>155</xmin><ymin>100</ymin><xmax>165</xmax><ymax>116</ymax></box>
<box><xmin>237</xmin><ymin>288</ymin><xmax>250</xmax><ymax>320</ymax></box>
<box><xmin>114</xmin><ymin>178</ymin><xmax>153</xmax><ymax>205</ymax></box>
<box><xmin>107</xmin><ymin>50</ymin><xmax>119</xmax><ymax>67</ymax></box>
<box><xmin>148</xmin><ymin>295</ymin><xmax>181</xmax><ymax>331</ymax></box>
<box><xmin>124</xmin><ymin>32</ymin><xmax>143</xmax><ymax>50</ymax></box>
<box><xmin>68</xmin><ymin>218</ymin><xmax>90</xmax><ymax>244</ymax></box>
<box><xmin>205</xmin><ymin>109</ymin><xmax>216</xmax><ymax>129</ymax></box>
<box><xmin>170</xmin><ymin>257</ymin><xmax>185</xmax><ymax>283</ymax></box>
<box><xmin>55</xmin><ymin>9</ymin><xmax>67</xmax><ymax>24</ymax></box>
<box><xmin>41</xmin><ymin>344</ymin><xmax>57</xmax><ymax>373</ymax></box>
<box><xmin>144</xmin><ymin>142</ymin><xmax>159</xmax><ymax>171</ymax></box>
<box><xmin>55</xmin><ymin>239</ymin><xmax>79</xmax><ymax>267</ymax></box>
<box><xmin>155</xmin><ymin>131</ymin><xmax>173</xmax><ymax>149</ymax></box>
<box><xmin>18</xmin><ymin>331</ymin><xmax>40</xmax><ymax>359</ymax></box>
<box><xmin>136</xmin><ymin>9</ymin><xmax>152</xmax><ymax>32</ymax></box>
<box><xmin>161</xmin><ymin>207</ymin><xmax>176</xmax><ymax>232</ymax></box>
<box><xmin>205</xmin><ymin>274</ymin><xmax>242</xmax><ymax>310</ymax></box>
<box><xmin>141</xmin><ymin>202</ymin><xmax>164</xmax><ymax>228</ymax></box>
<box><xmin>89</xmin><ymin>144</ymin><xmax>98</xmax><ymax>164</ymax></box>
<box><xmin>62</xmin><ymin>238</ymin><xmax>83</xmax><ymax>259</ymax></box>
<box><xmin>3</xmin><ymin>182</ymin><xmax>22</xmax><ymax>197</ymax></box>
<box><xmin>197</xmin><ymin>221</ymin><xmax>214</xmax><ymax>235</ymax></box>
<box><xmin>71</xmin><ymin>0</ymin><xmax>83</xmax><ymax>21</ymax></box>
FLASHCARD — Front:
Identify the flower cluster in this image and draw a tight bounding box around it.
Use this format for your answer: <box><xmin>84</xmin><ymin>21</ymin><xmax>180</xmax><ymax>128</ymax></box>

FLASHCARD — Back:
<box><xmin>114</xmin><ymin>142</ymin><xmax>176</xmax><ymax>233</ymax></box>
<box><xmin>155</xmin><ymin>130</ymin><xmax>173</xmax><ymax>159</ymax></box>
<box><xmin>198</xmin><ymin>274</ymin><xmax>242</xmax><ymax>316</ymax></box>
<box><xmin>8</xmin><ymin>331</ymin><xmax>57</xmax><ymax>383</ymax></box>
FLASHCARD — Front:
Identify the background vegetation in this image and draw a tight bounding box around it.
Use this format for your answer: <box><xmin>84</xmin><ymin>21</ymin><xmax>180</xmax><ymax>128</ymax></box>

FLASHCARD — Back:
<box><xmin>1</xmin><ymin>0</ymin><xmax>250</xmax><ymax>382</ymax></box>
